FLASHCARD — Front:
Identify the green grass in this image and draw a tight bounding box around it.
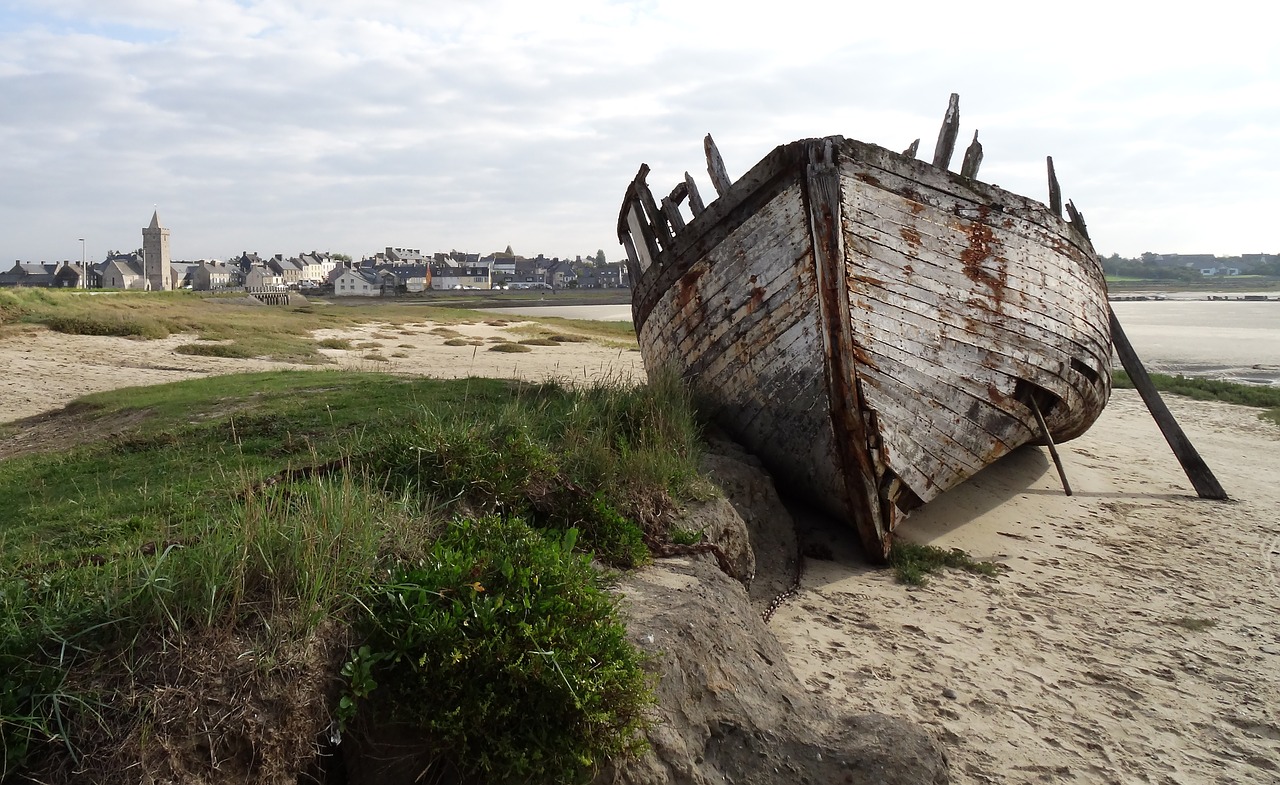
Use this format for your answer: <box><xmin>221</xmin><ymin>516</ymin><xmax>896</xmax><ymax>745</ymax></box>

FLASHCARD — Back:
<box><xmin>0</xmin><ymin>369</ymin><xmax>703</xmax><ymax>780</ymax></box>
<box><xmin>1112</xmin><ymin>370</ymin><xmax>1280</xmax><ymax>425</ymax></box>
<box><xmin>889</xmin><ymin>541</ymin><xmax>1003</xmax><ymax>587</ymax></box>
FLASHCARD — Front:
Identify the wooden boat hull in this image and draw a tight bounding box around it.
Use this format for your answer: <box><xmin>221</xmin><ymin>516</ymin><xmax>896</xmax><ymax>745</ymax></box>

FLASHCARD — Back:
<box><xmin>620</xmin><ymin>134</ymin><xmax>1111</xmax><ymax>560</ymax></box>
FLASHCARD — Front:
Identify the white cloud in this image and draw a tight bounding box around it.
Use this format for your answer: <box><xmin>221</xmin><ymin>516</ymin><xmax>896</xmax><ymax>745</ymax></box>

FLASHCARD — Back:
<box><xmin>1</xmin><ymin>0</ymin><xmax>1276</xmax><ymax>262</ymax></box>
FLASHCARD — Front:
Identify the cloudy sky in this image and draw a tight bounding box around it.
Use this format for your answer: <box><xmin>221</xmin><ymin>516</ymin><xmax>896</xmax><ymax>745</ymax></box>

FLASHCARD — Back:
<box><xmin>2</xmin><ymin>1</ymin><xmax>1276</xmax><ymax>265</ymax></box>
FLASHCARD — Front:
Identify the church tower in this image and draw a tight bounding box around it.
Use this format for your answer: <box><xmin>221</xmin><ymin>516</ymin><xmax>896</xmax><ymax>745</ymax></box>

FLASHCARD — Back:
<box><xmin>142</xmin><ymin>210</ymin><xmax>172</xmax><ymax>291</ymax></box>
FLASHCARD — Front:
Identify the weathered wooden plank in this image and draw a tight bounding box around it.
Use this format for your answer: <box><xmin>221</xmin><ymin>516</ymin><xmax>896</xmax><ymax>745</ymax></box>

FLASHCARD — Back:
<box><xmin>807</xmin><ymin>150</ymin><xmax>891</xmax><ymax>556</ymax></box>
<box><xmin>932</xmin><ymin>93</ymin><xmax>961</xmax><ymax>170</ymax></box>
<box><xmin>841</xmin><ymin>152</ymin><xmax>1101</xmax><ymax>282</ymax></box>
<box><xmin>903</xmin><ymin>138</ymin><xmax>920</xmax><ymax>158</ymax></box>
<box><xmin>850</xmin><ymin>277</ymin><xmax>1099</xmax><ymax>416</ymax></box>
<box><xmin>684</xmin><ymin>172</ymin><xmax>706</xmax><ymax>216</ymax></box>
<box><xmin>837</xmin><ymin>170</ymin><xmax>1110</xmax><ymax>342</ymax></box>
<box><xmin>1109</xmin><ymin>309</ymin><xmax>1227</xmax><ymax>499</ymax></box>
<box><xmin>841</xmin><ymin>138</ymin><xmax>1098</xmax><ymax>261</ymax></box>
<box><xmin>960</xmin><ymin>130</ymin><xmax>984</xmax><ymax>179</ymax></box>
<box><xmin>705</xmin><ymin>133</ymin><xmax>733</xmax><ymax>197</ymax></box>
<box><xmin>843</xmin><ymin>206</ymin><xmax>1112</xmax><ymax>354</ymax></box>
<box><xmin>635</xmin><ymin>170</ymin><xmax>673</xmax><ymax>249</ymax></box>
<box><xmin>1065</xmin><ymin>200</ymin><xmax>1090</xmax><ymax>243</ymax></box>
<box><xmin>662</xmin><ymin>196</ymin><xmax>686</xmax><ymax>233</ymax></box>
<box><xmin>1046</xmin><ymin>156</ymin><xmax>1063</xmax><ymax>219</ymax></box>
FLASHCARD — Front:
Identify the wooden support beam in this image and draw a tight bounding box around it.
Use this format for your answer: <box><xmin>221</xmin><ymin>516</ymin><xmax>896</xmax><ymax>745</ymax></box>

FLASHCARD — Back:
<box><xmin>932</xmin><ymin>93</ymin><xmax>961</xmax><ymax>170</ymax></box>
<box><xmin>684</xmin><ymin>172</ymin><xmax>706</xmax><ymax>216</ymax></box>
<box><xmin>1029</xmin><ymin>397</ymin><xmax>1072</xmax><ymax>496</ymax></box>
<box><xmin>903</xmin><ymin>138</ymin><xmax>920</xmax><ymax>158</ymax></box>
<box><xmin>960</xmin><ymin>130</ymin><xmax>984</xmax><ymax>179</ymax></box>
<box><xmin>1109</xmin><ymin>308</ymin><xmax>1228</xmax><ymax>500</ymax></box>
<box><xmin>705</xmin><ymin>134</ymin><xmax>733</xmax><ymax>197</ymax></box>
<box><xmin>1046</xmin><ymin>156</ymin><xmax>1063</xmax><ymax>218</ymax></box>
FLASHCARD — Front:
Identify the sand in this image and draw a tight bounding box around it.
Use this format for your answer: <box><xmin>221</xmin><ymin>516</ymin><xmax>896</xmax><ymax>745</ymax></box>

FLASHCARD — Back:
<box><xmin>0</xmin><ymin>320</ymin><xmax>643</xmax><ymax>424</ymax></box>
<box><xmin>775</xmin><ymin>392</ymin><xmax>1280</xmax><ymax>784</ymax></box>
<box><xmin>2</xmin><ymin>323</ymin><xmax>1277</xmax><ymax>782</ymax></box>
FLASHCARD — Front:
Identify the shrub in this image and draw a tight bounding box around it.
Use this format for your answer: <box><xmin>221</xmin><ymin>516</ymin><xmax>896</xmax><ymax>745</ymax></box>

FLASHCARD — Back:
<box><xmin>489</xmin><ymin>342</ymin><xmax>533</xmax><ymax>353</ymax></box>
<box><xmin>344</xmin><ymin>518</ymin><xmax>650</xmax><ymax>783</ymax></box>
<box><xmin>317</xmin><ymin>338</ymin><xmax>352</xmax><ymax>350</ymax></box>
<box><xmin>174</xmin><ymin>342</ymin><xmax>257</xmax><ymax>358</ymax></box>
<box><xmin>44</xmin><ymin>314</ymin><xmax>170</xmax><ymax>339</ymax></box>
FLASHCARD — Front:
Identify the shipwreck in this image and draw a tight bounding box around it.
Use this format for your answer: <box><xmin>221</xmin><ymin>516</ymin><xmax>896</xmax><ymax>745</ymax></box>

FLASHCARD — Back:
<box><xmin>618</xmin><ymin>94</ymin><xmax>1119</xmax><ymax>560</ymax></box>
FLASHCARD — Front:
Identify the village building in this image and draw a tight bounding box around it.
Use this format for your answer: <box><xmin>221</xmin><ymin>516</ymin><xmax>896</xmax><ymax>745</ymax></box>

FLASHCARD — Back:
<box><xmin>142</xmin><ymin>211</ymin><xmax>173</xmax><ymax>291</ymax></box>
<box><xmin>333</xmin><ymin>267</ymin><xmax>388</xmax><ymax>297</ymax></box>
<box><xmin>431</xmin><ymin>265</ymin><xmax>491</xmax><ymax>290</ymax></box>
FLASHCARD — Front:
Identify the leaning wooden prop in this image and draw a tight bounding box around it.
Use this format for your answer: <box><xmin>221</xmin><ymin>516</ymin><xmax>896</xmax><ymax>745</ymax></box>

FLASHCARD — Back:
<box><xmin>618</xmin><ymin>93</ymin><xmax>1225</xmax><ymax>562</ymax></box>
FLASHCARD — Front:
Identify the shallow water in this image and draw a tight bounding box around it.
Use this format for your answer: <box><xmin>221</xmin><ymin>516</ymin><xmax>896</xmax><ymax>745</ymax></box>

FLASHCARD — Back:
<box><xmin>498</xmin><ymin>300</ymin><xmax>1280</xmax><ymax>386</ymax></box>
<box><xmin>1109</xmin><ymin>300</ymin><xmax>1280</xmax><ymax>386</ymax></box>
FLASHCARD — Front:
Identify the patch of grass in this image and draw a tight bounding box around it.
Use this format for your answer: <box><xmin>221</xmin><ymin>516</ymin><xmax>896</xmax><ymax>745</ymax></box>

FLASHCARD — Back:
<box><xmin>489</xmin><ymin>342</ymin><xmax>533</xmax><ymax>353</ymax></box>
<box><xmin>443</xmin><ymin>338</ymin><xmax>471</xmax><ymax>347</ymax></box>
<box><xmin>1169</xmin><ymin>617</ymin><xmax>1216</xmax><ymax>632</ymax></box>
<box><xmin>362</xmin><ymin>353</ymin><xmax>389</xmax><ymax>362</ymax></box>
<box><xmin>671</xmin><ymin>527</ymin><xmax>704</xmax><ymax>546</ymax></box>
<box><xmin>548</xmin><ymin>334</ymin><xmax>588</xmax><ymax>343</ymax></box>
<box><xmin>396</xmin><ymin>343</ymin><xmax>414</xmax><ymax>349</ymax></box>
<box><xmin>1113</xmin><ymin>370</ymin><xmax>1280</xmax><ymax>425</ymax></box>
<box><xmin>390</xmin><ymin>352</ymin><xmax>409</xmax><ymax>358</ymax></box>
<box><xmin>889</xmin><ymin>541</ymin><xmax>1002</xmax><ymax>587</ymax></box>
<box><xmin>174</xmin><ymin>342</ymin><xmax>258</xmax><ymax>359</ymax></box>
<box><xmin>44</xmin><ymin>313</ymin><xmax>171</xmax><ymax>339</ymax></box>
<box><xmin>0</xmin><ymin>370</ymin><xmax>705</xmax><ymax>779</ymax></box>
<box><xmin>518</xmin><ymin>338</ymin><xmax>559</xmax><ymax>346</ymax></box>
<box><xmin>317</xmin><ymin>338</ymin><xmax>352</xmax><ymax>350</ymax></box>
<box><xmin>355</xmin><ymin>341</ymin><xmax>382</xmax><ymax>349</ymax></box>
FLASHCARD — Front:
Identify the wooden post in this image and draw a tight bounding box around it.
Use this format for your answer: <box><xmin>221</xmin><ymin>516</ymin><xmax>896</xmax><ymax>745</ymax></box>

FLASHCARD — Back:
<box><xmin>1109</xmin><ymin>308</ymin><xmax>1228</xmax><ymax>500</ymax></box>
<box><xmin>1029</xmin><ymin>397</ymin><xmax>1072</xmax><ymax>496</ymax></box>
<box><xmin>1046</xmin><ymin>156</ymin><xmax>1063</xmax><ymax>218</ymax></box>
<box><xmin>705</xmin><ymin>134</ymin><xmax>733</xmax><ymax>197</ymax></box>
<box><xmin>932</xmin><ymin>93</ymin><xmax>960</xmax><ymax>170</ymax></box>
<box><xmin>960</xmin><ymin>130</ymin><xmax>983</xmax><ymax>179</ymax></box>
<box><xmin>903</xmin><ymin>138</ymin><xmax>920</xmax><ymax>158</ymax></box>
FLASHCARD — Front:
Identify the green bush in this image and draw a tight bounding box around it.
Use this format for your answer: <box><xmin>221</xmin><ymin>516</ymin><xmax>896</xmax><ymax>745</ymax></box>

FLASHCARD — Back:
<box><xmin>346</xmin><ymin>518</ymin><xmax>650</xmax><ymax>783</ymax></box>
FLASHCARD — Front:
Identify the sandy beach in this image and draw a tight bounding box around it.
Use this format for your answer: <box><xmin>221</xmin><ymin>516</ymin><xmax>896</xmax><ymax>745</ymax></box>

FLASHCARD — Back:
<box><xmin>2</xmin><ymin>320</ymin><xmax>1277</xmax><ymax>783</ymax></box>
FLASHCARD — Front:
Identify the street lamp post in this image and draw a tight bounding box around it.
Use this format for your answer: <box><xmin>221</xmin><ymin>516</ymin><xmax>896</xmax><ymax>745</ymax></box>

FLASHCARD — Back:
<box><xmin>78</xmin><ymin>239</ymin><xmax>86</xmax><ymax>289</ymax></box>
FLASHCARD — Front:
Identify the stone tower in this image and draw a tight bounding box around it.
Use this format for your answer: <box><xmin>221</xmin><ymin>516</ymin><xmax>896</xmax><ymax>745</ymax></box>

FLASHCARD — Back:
<box><xmin>142</xmin><ymin>210</ymin><xmax>172</xmax><ymax>291</ymax></box>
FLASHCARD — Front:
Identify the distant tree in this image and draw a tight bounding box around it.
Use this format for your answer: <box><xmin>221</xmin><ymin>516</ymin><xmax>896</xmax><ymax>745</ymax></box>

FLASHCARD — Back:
<box><xmin>332</xmin><ymin>253</ymin><xmax>352</xmax><ymax>263</ymax></box>
<box><xmin>593</xmin><ymin>249</ymin><xmax>607</xmax><ymax>266</ymax></box>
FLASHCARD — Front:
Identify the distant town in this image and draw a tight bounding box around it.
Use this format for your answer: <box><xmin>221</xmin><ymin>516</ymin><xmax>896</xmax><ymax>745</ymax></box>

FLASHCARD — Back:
<box><xmin>0</xmin><ymin>212</ymin><xmax>628</xmax><ymax>295</ymax></box>
<box><xmin>5</xmin><ymin>212</ymin><xmax>1277</xmax><ymax>294</ymax></box>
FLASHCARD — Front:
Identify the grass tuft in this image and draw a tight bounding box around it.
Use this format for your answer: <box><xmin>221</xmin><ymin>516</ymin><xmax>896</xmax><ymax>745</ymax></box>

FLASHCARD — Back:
<box><xmin>889</xmin><ymin>541</ymin><xmax>1003</xmax><ymax>587</ymax></box>
<box><xmin>489</xmin><ymin>342</ymin><xmax>533</xmax><ymax>353</ymax></box>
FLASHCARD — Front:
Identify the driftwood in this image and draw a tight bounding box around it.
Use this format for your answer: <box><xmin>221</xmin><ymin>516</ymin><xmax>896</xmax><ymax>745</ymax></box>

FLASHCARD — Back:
<box><xmin>705</xmin><ymin>133</ymin><xmax>733</xmax><ymax>197</ymax></box>
<box><xmin>902</xmin><ymin>138</ymin><xmax>920</xmax><ymax>158</ymax></box>
<box><xmin>960</xmin><ymin>130</ymin><xmax>984</xmax><ymax>179</ymax></box>
<box><xmin>932</xmin><ymin>93</ymin><xmax>960</xmax><ymax>170</ymax></box>
<box><xmin>1109</xmin><ymin>309</ymin><xmax>1228</xmax><ymax>500</ymax></box>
